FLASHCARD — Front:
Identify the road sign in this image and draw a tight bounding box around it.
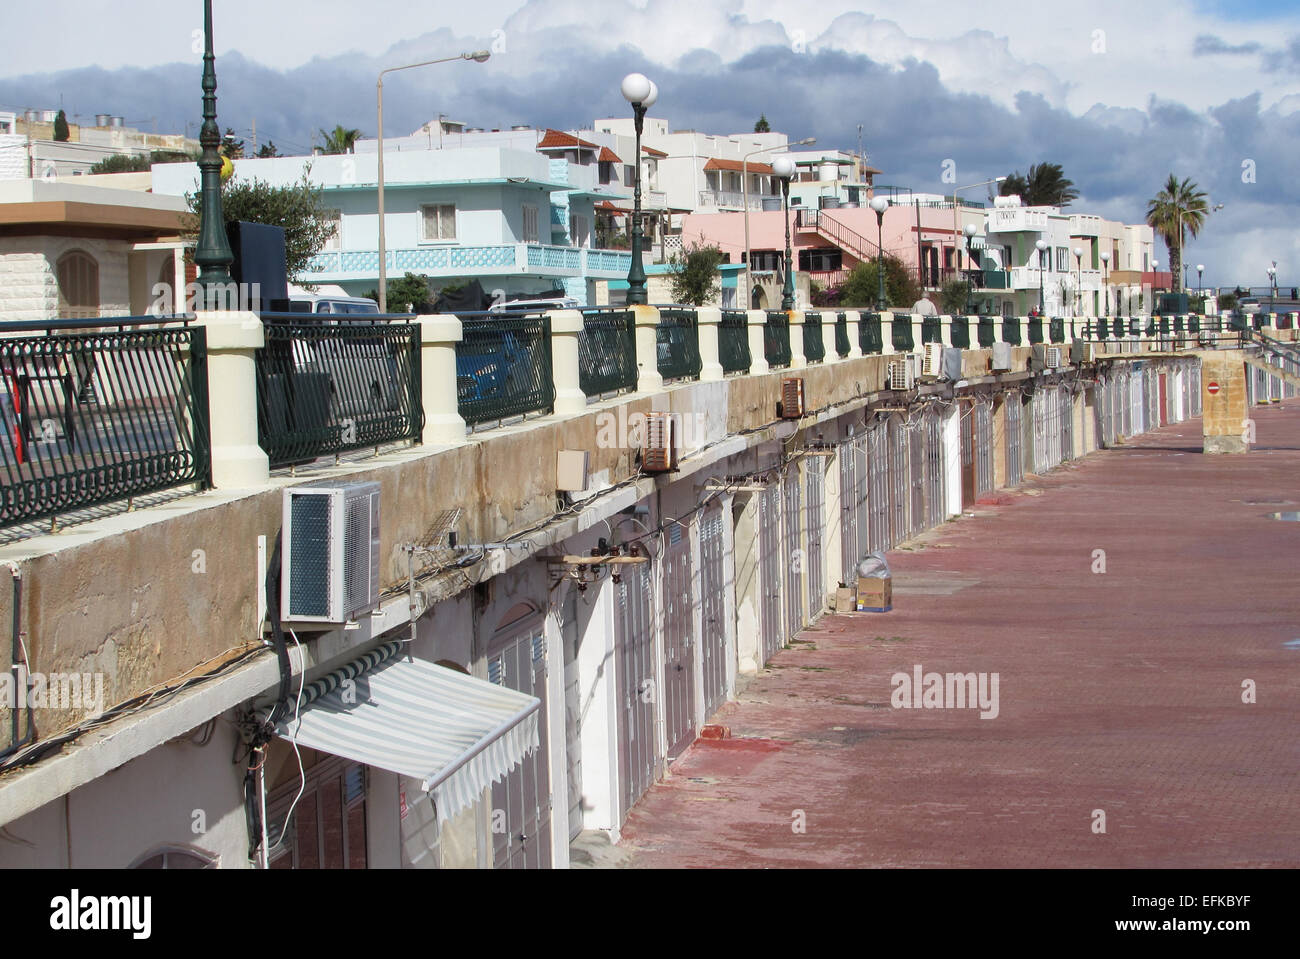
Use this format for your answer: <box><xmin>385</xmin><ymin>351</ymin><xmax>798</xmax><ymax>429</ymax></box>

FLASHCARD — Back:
<box><xmin>1207</xmin><ymin>382</ymin><xmax>1221</xmax><ymax>395</ymax></box>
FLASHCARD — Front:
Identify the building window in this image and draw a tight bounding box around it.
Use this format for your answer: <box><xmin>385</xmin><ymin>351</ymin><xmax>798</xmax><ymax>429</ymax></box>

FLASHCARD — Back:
<box><xmin>420</xmin><ymin>204</ymin><xmax>456</xmax><ymax>242</ymax></box>
<box><xmin>1056</xmin><ymin>247</ymin><xmax>1068</xmax><ymax>272</ymax></box>
<box><xmin>56</xmin><ymin>250</ymin><xmax>100</xmax><ymax>320</ymax></box>
<box><xmin>798</xmin><ymin>248</ymin><xmax>842</xmax><ymax>272</ymax></box>
<box><xmin>323</xmin><ymin>209</ymin><xmax>342</xmax><ymax>251</ymax></box>
<box><xmin>131</xmin><ymin>846</ymin><xmax>218</xmax><ymax>869</ymax></box>
<box><xmin>266</xmin><ymin>756</ymin><xmax>368</xmax><ymax>870</ymax></box>
<box><xmin>745</xmin><ymin>250</ymin><xmax>782</xmax><ymax>272</ymax></box>
<box><xmin>522</xmin><ymin>204</ymin><xmax>539</xmax><ymax>244</ymax></box>
<box><xmin>571</xmin><ymin>214</ymin><xmax>590</xmax><ymax>249</ymax></box>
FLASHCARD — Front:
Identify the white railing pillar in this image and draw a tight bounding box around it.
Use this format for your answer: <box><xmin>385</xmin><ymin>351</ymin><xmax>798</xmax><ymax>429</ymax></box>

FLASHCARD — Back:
<box><xmin>746</xmin><ymin>309</ymin><xmax>771</xmax><ymax>374</ymax></box>
<box><xmin>697</xmin><ymin>307</ymin><xmax>724</xmax><ymax>382</ymax></box>
<box><xmin>549</xmin><ymin>310</ymin><xmax>588</xmax><ymax>414</ymax></box>
<box><xmin>418</xmin><ymin>315</ymin><xmax>467</xmax><ymax>444</ymax></box>
<box><xmin>844</xmin><ymin>310</ymin><xmax>863</xmax><ymax>359</ymax></box>
<box><xmin>821</xmin><ymin>311</ymin><xmax>839</xmax><ymax>363</ymax></box>
<box><xmin>789</xmin><ymin>310</ymin><xmax>806</xmax><ymax>369</ymax></box>
<box><xmin>633</xmin><ymin>305</ymin><xmax>664</xmax><ymax>392</ymax></box>
<box><xmin>196</xmin><ymin>311</ymin><xmax>270</xmax><ymax>489</ymax></box>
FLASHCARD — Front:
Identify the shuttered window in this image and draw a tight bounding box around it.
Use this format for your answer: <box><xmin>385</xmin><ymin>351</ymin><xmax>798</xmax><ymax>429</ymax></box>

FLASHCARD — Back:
<box><xmin>522</xmin><ymin>204</ymin><xmax>539</xmax><ymax>244</ymax></box>
<box><xmin>420</xmin><ymin>204</ymin><xmax>456</xmax><ymax>241</ymax></box>
<box><xmin>56</xmin><ymin>250</ymin><xmax>100</xmax><ymax>319</ymax></box>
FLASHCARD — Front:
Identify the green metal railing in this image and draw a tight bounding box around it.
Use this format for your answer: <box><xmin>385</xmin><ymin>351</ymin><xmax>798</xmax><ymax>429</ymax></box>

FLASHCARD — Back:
<box><xmin>1112</xmin><ymin>318</ymin><xmax>1124</xmax><ymax>338</ymax></box>
<box><xmin>1002</xmin><ymin>316</ymin><xmax>1023</xmax><ymax>345</ymax></box>
<box><xmin>1027</xmin><ymin>316</ymin><xmax>1043</xmax><ymax>344</ymax></box>
<box><xmin>921</xmin><ymin>315</ymin><xmax>942</xmax><ymax>344</ymax></box>
<box><xmin>803</xmin><ymin>312</ymin><xmax>825</xmax><ymax>363</ymax></box>
<box><xmin>860</xmin><ymin>313</ymin><xmax>883</xmax><ymax>354</ymax></box>
<box><xmin>578</xmin><ymin>309</ymin><xmax>637</xmax><ymax>397</ymax></box>
<box><xmin>1</xmin><ymin>317</ymin><xmax>210</xmax><ymax>527</ymax></box>
<box><xmin>764</xmin><ymin>311</ymin><xmax>791</xmax><ymax>368</ymax></box>
<box><xmin>657</xmin><ymin>309</ymin><xmax>702</xmax><ymax>381</ymax></box>
<box><xmin>891</xmin><ymin>314</ymin><xmax>914</xmax><ymax>352</ymax></box>
<box><xmin>1189</xmin><ymin>315</ymin><xmax>1201</xmax><ymax>334</ymax></box>
<box><xmin>949</xmin><ymin>316</ymin><xmax>971</xmax><ymax>349</ymax></box>
<box><xmin>835</xmin><ymin>313</ymin><xmax>850</xmax><ymax>357</ymax></box>
<box><xmin>257</xmin><ymin>317</ymin><xmax>422</xmax><ymax>467</ymax></box>
<box><xmin>457</xmin><ymin>314</ymin><xmax>554</xmax><ymax>427</ymax></box>
<box><xmin>1049</xmin><ymin>317</ymin><xmax>1065</xmax><ymax>343</ymax></box>
<box><xmin>720</xmin><ymin>310</ymin><xmax>751</xmax><ymax>374</ymax></box>
<box><xmin>977</xmin><ymin>316</ymin><xmax>996</xmax><ymax>348</ymax></box>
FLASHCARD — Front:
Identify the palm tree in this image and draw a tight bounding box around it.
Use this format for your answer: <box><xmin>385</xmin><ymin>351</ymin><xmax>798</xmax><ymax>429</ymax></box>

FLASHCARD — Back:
<box><xmin>319</xmin><ymin>125</ymin><xmax>363</xmax><ymax>155</ymax></box>
<box><xmin>999</xmin><ymin>164</ymin><xmax>1078</xmax><ymax>207</ymax></box>
<box><xmin>1146</xmin><ymin>174</ymin><xmax>1208</xmax><ymax>293</ymax></box>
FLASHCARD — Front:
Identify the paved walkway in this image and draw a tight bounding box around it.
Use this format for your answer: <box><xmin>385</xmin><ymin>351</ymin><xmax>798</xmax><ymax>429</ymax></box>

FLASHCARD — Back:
<box><xmin>617</xmin><ymin>403</ymin><xmax>1300</xmax><ymax>867</ymax></box>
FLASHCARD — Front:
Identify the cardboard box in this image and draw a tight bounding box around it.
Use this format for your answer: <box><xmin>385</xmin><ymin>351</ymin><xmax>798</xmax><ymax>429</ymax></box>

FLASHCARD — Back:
<box><xmin>855</xmin><ymin>576</ymin><xmax>893</xmax><ymax>612</ymax></box>
<box><xmin>835</xmin><ymin>586</ymin><xmax>856</xmax><ymax>613</ymax></box>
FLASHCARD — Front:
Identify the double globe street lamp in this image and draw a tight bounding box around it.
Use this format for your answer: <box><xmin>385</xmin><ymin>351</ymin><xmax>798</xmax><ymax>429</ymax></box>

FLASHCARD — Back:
<box><xmin>1035</xmin><ymin>239</ymin><xmax>1048</xmax><ymax>316</ymax></box>
<box><xmin>621</xmin><ymin>73</ymin><xmax>660</xmax><ymax>306</ymax></box>
<box><xmin>1100</xmin><ymin>250</ymin><xmax>1111</xmax><ymax>317</ymax></box>
<box><xmin>772</xmin><ymin>155</ymin><xmax>797</xmax><ymax>310</ymax></box>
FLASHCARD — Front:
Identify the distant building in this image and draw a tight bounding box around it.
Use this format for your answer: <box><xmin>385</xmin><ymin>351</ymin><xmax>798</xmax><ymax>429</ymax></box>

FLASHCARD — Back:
<box><xmin>0</xmin><ymin>109</ymin><xmax>198</xmax><ymax>181</ymax></box>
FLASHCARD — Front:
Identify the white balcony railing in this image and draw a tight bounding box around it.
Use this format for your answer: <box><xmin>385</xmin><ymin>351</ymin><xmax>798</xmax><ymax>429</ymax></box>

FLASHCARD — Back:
<box><xmin>698</xmin><ymin>190</ymin><xmax>766</xmax><ymax>210</ymax></box>
<box><xmin>306</xmin><ymin>243</ymin><xmax>633</xmax><ymax>280</ymax></box>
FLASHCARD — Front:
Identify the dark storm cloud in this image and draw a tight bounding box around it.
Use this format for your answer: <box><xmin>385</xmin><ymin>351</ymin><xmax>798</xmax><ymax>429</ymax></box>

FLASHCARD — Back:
<box><xmin>1192</xmin><ymin>34</ymin><xmax>1263</xmax><ymax>56</ymax></box>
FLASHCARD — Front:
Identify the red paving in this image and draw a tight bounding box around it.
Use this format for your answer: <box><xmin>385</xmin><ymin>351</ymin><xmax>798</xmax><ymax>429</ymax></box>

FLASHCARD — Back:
<box><xmin>619</xmin><ymin>402</ymin><xmax>1300</xmax><ymax>867</ymax></box>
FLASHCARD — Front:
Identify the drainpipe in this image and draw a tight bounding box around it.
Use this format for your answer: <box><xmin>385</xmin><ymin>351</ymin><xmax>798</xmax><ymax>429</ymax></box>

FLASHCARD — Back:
<box><xmin>3</xmin><ymin>562</ymin><xmax>34</xmax><ymax>761</ymax></box>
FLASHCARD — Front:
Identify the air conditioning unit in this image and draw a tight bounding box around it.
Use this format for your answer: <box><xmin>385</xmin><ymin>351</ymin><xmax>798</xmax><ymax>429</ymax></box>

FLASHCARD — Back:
<box><xmin>779</xmin><ymin>377</ymin><xmax>805</xmax><ymax>418</ymax></box>
<box><xmin>991</xmin><ymin>342</ymin><xmax>1013</xmax><ymax>372</ymax></box>
<box><xmin>1045</xmin><ymin>346</ymin><xmax>1063</xmax><ymax>369</ymax></box>
<box><xmin>888</xmin><ymin>357</ymin><xmax>915</xmax><ymax>391</ymax></box>
<box><xmin>919</xmin><ymin>342</ymin><xmax>943</xmax><ymax>379</ymax></box>
<box><xmin>642</xmin><ymin>410</ymin><xmax>677</xmax><ymax>472</ymax></box>
<box><xmin>1070</xmin><ymin>340</ymin><xmax>1094</xmax><ymax>364</ymax></box>
<box><xmin>281</xmin><ymin>482</ymin><xmax>381</xmax><ymax>624</ymax></box>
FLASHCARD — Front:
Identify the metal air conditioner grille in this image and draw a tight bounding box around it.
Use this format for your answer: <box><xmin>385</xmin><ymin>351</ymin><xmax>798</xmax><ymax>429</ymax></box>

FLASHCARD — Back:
<box><xmin>288</xmin><ymin>493</ymin><xmax>332</xmax><ymax>618</ymax></box>
<box><xmin>643</xmin><ymin>411</ymin><xmax>675</xmax><ymax>472</ymax></box>
<box><xmin>780</xmin><ymin>377</ymin><xmax>805</xmax><ymax>418</ymax></box>
<box><xmin>342</xmin><ymin>492</ymin><xmax>372</xmax><ymax>617</ymax></box>
<box><xmin>889</xmin><ymin>360</ymin><xmax>912</xmax><ymax>391</ymax></box>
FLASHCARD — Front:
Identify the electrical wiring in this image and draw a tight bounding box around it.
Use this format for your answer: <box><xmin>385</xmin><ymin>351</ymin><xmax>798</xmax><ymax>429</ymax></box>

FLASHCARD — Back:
<box><xmin>261</xmin><ymin>630</ymin><xmax>307</xmax><ymax>864</ymax></box>
<box><xmin>0</xmin><ymin>643</ymin><xmax>265</xmax><ymax>775</ymax></box>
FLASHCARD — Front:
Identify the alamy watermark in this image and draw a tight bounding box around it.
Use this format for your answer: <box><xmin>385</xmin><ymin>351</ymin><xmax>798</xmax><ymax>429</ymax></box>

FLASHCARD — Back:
<box><xmin>890</xmin><ymin>664</ymin><xmax>999</xmax><ymax>719</ymax></box>
<box><xmin>1</xmin><ymin>668</ymin><xmax>104</xmax><ymax>713</ymax></box>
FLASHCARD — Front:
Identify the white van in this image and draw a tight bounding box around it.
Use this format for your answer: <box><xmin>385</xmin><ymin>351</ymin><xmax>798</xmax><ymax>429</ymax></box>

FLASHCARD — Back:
<box><xmin>286</xmin><ymin>284</ymin><xmax>381</xmax><ymax>316</ymax></box>
<box><xmin>487</xmin><ymin>296</ymin><xmax>579</xmax><ymax>315</ymax></box>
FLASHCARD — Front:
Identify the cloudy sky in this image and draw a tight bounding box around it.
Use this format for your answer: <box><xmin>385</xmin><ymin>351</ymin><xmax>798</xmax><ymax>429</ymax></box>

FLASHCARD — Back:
<box><xmin>2</xmin><ymin>0</ymin><xmax>1297</xmax><ymax>287</ymax></box>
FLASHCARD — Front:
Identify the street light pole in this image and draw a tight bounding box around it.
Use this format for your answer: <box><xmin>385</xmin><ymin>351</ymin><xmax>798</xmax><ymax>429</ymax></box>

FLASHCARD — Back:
<box><xmin>376</xmin><ymin>50</ymin><xmax>490</xmax><ymax>313</ymax></box>
<box><xmin>951</xmin><ymin>176</ymin><xmax>1005</xmax><ymax>281</ymax></box>
<box><xmin>1073</xmin><ymin>247</ymin><xmax>1083</xmax><ymax>320</ymax></box>
<box><xmin>194</xmin><ymin>0</ymin><xmax>234</xmax><ymax>308</ymax></box>
<box><xmin>742</xmin><ymin>137</ymin><xmax>814</xmax><ymax>311</ymax></box>
<box><xmin>621</xmin><ymin>73</ymin><xmax>659</xmax><ymax>306</ymax></box>
<box><xmin>1267</xmin><ymin>262</ymin><xmax>1277</xmax><ymax>315</ymax></box>
<box><xmin>870</xmin><ymin>195</ymin><xmax>889</xmax><ymax>311</ymax></box>
<box><xmin>1035</xmin><ymin>239</ymin><xmax>1047</xmax><ymax>316</ymax></box>
<box><xmin>1100</xmin><ymin>251</ymin><xmax>1110</xmax><ymax>317</ymax></box>
<box><xmin>773</xmin><ymin>155</ymin><xmax>796</xmax><ymax>310</ymax></box>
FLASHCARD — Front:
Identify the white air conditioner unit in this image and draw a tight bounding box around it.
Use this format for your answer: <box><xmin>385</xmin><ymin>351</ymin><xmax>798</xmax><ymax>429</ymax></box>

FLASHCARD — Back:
<box><xmin>921</xmin><ymin>342</ymin><xmax>944</xmax><ymax>379</ymax></box>
<box><xmin>889</xmin><ymin>357</ymin><xmax>915</xmax><ymax>391</ymax></box>
<box><xmin>282</xmin><ymin>482</ymin><xmax>381</xmax><ymax>624</ymax></box>
<box><xmin>991</xmin><ymin>342</ymin><xmax>1013</xmax><ymax>372</ymax></box>
<box><xmin>1045</xmin><ymin>346</ymin><xmax>1063</xmax><ymax>369</ymax></box>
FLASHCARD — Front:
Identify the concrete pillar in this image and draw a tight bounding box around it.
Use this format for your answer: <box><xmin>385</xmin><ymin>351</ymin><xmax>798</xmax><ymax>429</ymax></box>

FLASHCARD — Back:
<box><xmin>549</xmin><ymin>309</ymin><xmax>587</xmax><ymax>414</ymax></box>
<box><xmin>196</xmin><ymin>311</ymin><xmax>269</xmax><ymax>489</ymax></box>
<box><xmin>881</xmin><ymin>313</ymin><xmax>897</xmax><ymax>356</ymax></box>
<box><xmin>822</xmin><ymin>311</ymin><xmax>840</xmax><ymax>363</ymax></box>
<box><xmin>697</xmin><ymin>307</ymin><xmax>724</xmax><ymax>382</ymax></box>
<box><xmin>1200</xmin><ymin>351</ymin><xmax>1249</xmax><ymax>454</ymax></box>
<box><xmin>910</xmin><ymin>313</ymin><xmax>925</xmax><ymax>353</ymax></box>
<box><xmin>788</xmin><ymin>310</ymin><xmax>806</xmax><ymax>369</ymax></box>
<box><xmin>633</xmin><ymin>304</ymin><xmax>663</xmax><ymax>392</ymax></box>
<box><xmin>418</xmin><ymin>315</ymin><xmax>466</xmax><ymax>444</ymax></box>
<box><xmin>844</xmin><ymin>311</ymin><xmax>863</xmax><ymax>359</ymax></box>
<box><xmin>746</xmin><ymin>309</ymin><xmax>770</xmax><ymax>374</ymax></box>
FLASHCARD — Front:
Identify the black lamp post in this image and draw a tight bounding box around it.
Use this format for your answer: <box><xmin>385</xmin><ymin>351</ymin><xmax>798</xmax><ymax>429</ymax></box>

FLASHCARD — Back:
<box><xmin>963</xmin><ymin>222</ymin><xmax>977</xmax><ymax>313</ymax></box>
<box><xmin>1035</xmin><ymin>239</ymin><xmax>1047</xmax><ymax>316</ymax></box>
<box><xmin>1100</xmin><ymin>251</ymin><xmax>1110</xmax><ymax>317</ymax></box>
<box><xmin>621</xmin><ymin>73</ymin><xmax>658</xmax><ymax>306</ymax></box>
<box><xmin>773</xmin><ymin>155</ymin><xmax>796</xmax><ymax>310</ymax></box>
<box><xmin>1267</xmin><ymin>263</ymin><xmax>1277</xmax><ymax>315</ymax></box>
<box><xmin>194</xmin><ymin>0</ymin><xmax>234</xmax><ymax>308</ymax></box>
<box><xmin>870</xmin><ymin>195</ymin><xmax>889</xmax><ymax>311</ymax></box>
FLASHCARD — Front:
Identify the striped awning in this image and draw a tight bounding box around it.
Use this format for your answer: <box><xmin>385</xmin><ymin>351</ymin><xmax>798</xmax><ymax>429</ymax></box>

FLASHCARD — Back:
<box><xmin>274</xmin><ymin>641</ymin><xmax>540</xmax><ymax>824</ymax></box>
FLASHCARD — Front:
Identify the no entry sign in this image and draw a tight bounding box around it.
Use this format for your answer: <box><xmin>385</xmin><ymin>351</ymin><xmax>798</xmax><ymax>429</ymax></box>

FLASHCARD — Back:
<box><xmin>1207</xmin><ymin>382</ymin><xmax>1221</xmax><ymax>395</ymax></box>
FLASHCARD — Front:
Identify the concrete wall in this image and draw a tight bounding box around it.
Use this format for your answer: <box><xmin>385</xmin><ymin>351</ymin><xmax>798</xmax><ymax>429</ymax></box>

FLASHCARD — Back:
<box><xmin>0</xmin><ymin>235</ymin><xmax>134</xmax><ymax>322</ymax></box>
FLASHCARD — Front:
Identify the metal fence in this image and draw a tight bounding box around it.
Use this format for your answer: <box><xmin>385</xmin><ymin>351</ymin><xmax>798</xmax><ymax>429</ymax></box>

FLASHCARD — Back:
<box><xmin>764</xmin><ymin>311</ymin><xmax>792</xmax><ymax>368</ymax></box>
<box><xmin>457</xmin><ymin>314</ymin><xmax>554</xmax><ymax>426</ymax></box>
<box><xmin>803</xmin><ymin>312</ymin><xmax>825</xmax><ymax>363</ymax></box>
<box><xmin>950</xmin><ymin>316</ymin><xmax>971</xmax><ymax>349</ymax></box>
<box><xmin>1027</xmin><ymin>316</ymin><xmax>1043</xmax><ymax>344</ymax></box>
<box><xmin>578</xmin><ymin>309</ymin><xmax>637</xmax><ymax>398</ymax></box>
<box><xmin>891</xmin><ymin>314</ymin><xmax>914</xmax><ymax>352</ymax></box>
<box><xmin>0</xmin><ymin>318</ymin><xmax>210</xmax><ymax>527</ymax></box>
<box><xmin>835</xmin><ymin>313</ymin><xmax>850</xmax><ymax>358</ymax></box>
<box><xmin>657</xmin><ymin>309</ymin><xmax>702</xmax><ymax>382</ymax></box>
<box><xmin>921</xmin><ymin>315</ymin><xmax>941</xmax><ymax>344</ymax></box>
<box><xmin>1002</xmin><ymin>316</ymin><xmax>1023</xmax><ymax>345</ymax></box>
<box><xmin>978</xmin><ymin>316</ymin><xmax>996</xmax><ymax>347</ymax></box>
<box><xmin>720</xmin><ymin>310</ymin><xmax>751</xmax><ymax>374</ymax></box>
<box><xmin>257</xmin><ymin>316</ymin><xmax>422</xmax><ymax>468</ymax></box>
<box><xmin>1049</xmin><ymin>317</ymin><xmax>1065</xmax><ymax>343</ymax></box>
<box><xmin>860</xmin><ymin>312</ymin><xmax>883</xmax><ymax>355</ymax></box>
